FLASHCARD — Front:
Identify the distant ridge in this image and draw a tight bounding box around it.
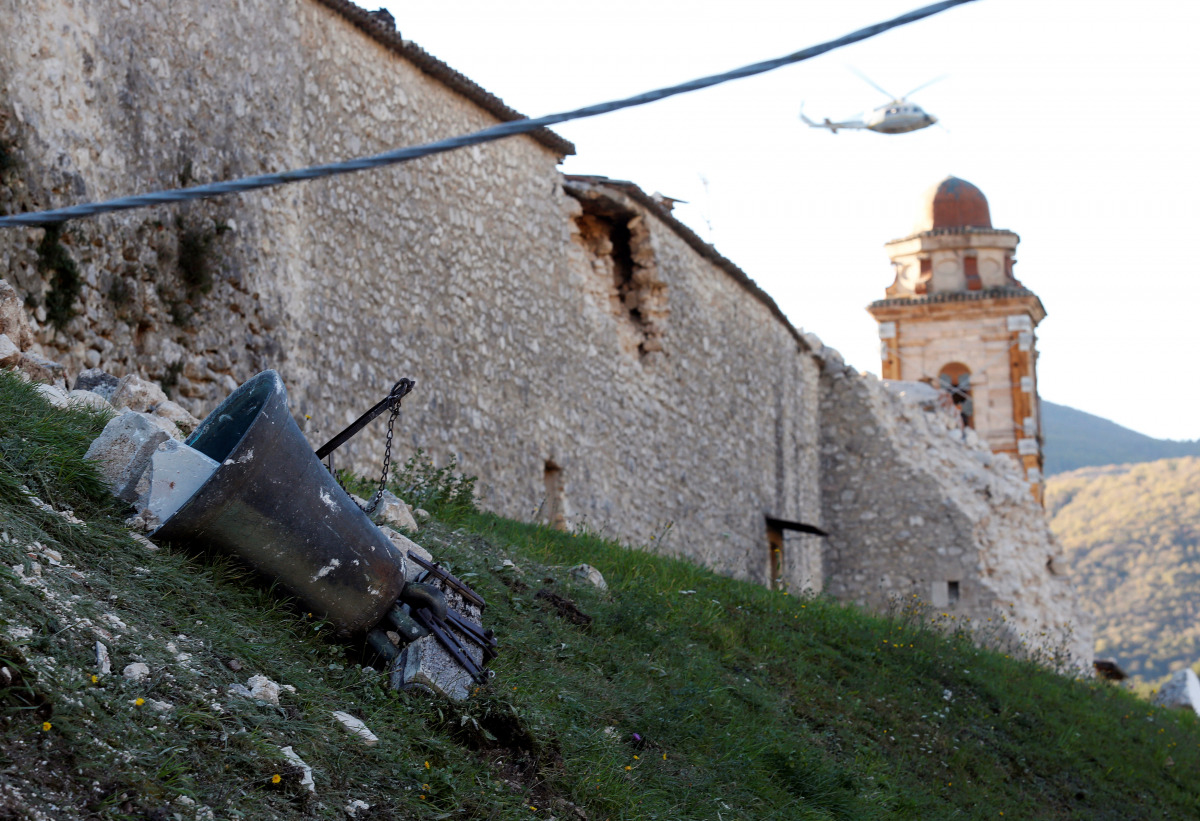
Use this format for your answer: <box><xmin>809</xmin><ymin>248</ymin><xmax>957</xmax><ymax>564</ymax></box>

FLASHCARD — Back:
<box><xmin>1042</xmin><ymin>400</ymin><xmax>1200</xmax><ymax>476</ymax></box>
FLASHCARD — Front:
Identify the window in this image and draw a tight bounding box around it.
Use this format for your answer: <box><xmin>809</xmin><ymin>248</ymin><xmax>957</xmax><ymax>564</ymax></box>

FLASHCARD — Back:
<box><xmin>938</xmin><ymin>362</ymin><xmax>973</xmax><ymax>428</ymax></box>
<box><xmin>947</xmin><ymin>580</ymin><xmax>960</xmax><ymax>604</ymax></box>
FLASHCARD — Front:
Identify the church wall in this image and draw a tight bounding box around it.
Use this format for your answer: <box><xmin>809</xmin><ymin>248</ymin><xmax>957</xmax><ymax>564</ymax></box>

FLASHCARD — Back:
<box><xmin>0</xmin><ymin>0</ymin><xmax>820</xmax><ymax>580</ymax></box>
<box><xmin>816</xmin><ymin>348</ymin><xmax>1092</xmax><ymax>666</ymax></box>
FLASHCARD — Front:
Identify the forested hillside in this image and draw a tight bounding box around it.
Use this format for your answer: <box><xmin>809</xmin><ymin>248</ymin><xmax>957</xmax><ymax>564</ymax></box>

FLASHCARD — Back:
<box><xmin>1042</xmin><ymin>401</ymin><xmax>1200</xmax><ymax>476</ymax></box>
<box><xmin>1046</xmin><ymin>456</ymin><xmax>1200</xmax><ymax>683</ymax></box>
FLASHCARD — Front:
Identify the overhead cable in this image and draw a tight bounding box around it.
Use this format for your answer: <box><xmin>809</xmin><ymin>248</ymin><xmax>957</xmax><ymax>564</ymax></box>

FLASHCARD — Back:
<box><xmin>0</xmin><ymin>0</ymin><xmax>977</xmax><ymax>228</ymax></box>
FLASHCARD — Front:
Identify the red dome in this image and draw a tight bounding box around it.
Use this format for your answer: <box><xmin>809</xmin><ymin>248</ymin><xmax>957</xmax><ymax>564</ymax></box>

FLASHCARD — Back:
<box><xmin>915</xmin><ymin>176</ymin><xmax>992</xmax><ymax>231</ymax></box>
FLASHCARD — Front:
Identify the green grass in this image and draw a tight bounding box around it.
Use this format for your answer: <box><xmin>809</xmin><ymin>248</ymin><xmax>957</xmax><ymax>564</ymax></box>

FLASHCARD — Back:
<box><xmin>2</xmin><ymin>368</ymin><xmax>1200</xmax><ymax>819</ymax></box>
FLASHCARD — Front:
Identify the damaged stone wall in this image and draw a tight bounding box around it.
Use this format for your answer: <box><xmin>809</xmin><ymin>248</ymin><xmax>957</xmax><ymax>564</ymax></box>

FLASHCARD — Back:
<box><xmin>0</xmin><ymin>0</ymin><xmax>821</xmax><ymax>588</ymax></box>
<box><xmin>815</xmin><ymin>341</ymin><xmax>1092</xmax><ymax>664</ymax></box>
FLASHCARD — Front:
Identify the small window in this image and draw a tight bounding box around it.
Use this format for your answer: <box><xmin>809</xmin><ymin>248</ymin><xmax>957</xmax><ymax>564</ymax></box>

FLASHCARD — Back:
<box><xmin>543</xmin><ymin>461</ymin><xmax>566</xmax><ymax>531</ymax></box>
<box><xmin>938</xmin><ymin>363</ymin><xmax>973</xmax><ymax>428</ymax></box>
<box><xmin>947</xmin><ymin>580</ymin><xmax>960</xmax><ymax>604</ymax></box>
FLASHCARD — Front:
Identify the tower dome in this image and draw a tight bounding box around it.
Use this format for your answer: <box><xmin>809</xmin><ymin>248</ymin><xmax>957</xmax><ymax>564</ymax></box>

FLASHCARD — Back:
<box><xmin>914</xmin><ymin>176</ymin><xmax>991</xmax><ymax>232</ymax></box>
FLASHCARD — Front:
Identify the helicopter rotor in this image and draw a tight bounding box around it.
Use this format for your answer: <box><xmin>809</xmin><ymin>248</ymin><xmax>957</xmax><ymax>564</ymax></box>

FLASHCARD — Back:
<box><xmin>901</xmin><ymin>74</ymin><xmax>948</xmax><ymax>100</ymax></box>
<box><xmin>849</xmin><ymin>67</ymin><xmax>896</xmax><ymax>100</ymax></box>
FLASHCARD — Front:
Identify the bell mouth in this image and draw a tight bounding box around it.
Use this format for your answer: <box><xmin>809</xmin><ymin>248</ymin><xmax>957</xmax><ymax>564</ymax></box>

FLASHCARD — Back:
<box><xmin>186</xmin><ymin>370</ymin><xmax>283</xmax><ymax>463</ymax></box>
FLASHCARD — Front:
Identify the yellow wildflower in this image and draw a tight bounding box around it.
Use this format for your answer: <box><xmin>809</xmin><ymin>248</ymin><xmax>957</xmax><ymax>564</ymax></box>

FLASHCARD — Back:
<box><xmin>271</xmin><ymin>774</ymin><xmax>281</xmax><ymax>784</ymax></box>
<box><xmin>41</xmin><ymin>721</ymin><xmax>52</xmax><ymax>731</ymax></box>
<box><xmin>134</xmin><ymin>697</ymin><xmax>145</xmax><ymax>706</ymax></box>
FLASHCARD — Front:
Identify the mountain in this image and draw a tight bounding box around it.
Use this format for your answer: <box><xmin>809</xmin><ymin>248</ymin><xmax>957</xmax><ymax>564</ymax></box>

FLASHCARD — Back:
<box><xmin>1045</xmin><ymin>456</ymin><xmax>1200</xmax><ymax>683</ymax></box>
<box><xmin>1041</xmin><ymin>400</ymin><xmax>1200</xmax><ymax>476</ymax></box>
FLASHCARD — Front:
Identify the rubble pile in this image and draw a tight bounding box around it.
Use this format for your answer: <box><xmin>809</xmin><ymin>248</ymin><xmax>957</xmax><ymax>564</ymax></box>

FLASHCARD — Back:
<box><xmin>2</xmin><ymin>277</ymin><xmax>494</xmax><ymax>701</ymax></box>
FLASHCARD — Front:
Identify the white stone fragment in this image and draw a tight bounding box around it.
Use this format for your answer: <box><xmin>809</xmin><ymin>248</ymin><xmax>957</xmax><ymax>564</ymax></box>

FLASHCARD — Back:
<box><xmin>1153</xmin><ymin>669</ymin><xmax>1200</xmax><ymax>716</ymax></box>
<box><xmin>144</xmin><ymin>439</ymin><xmax>219</xmax><ymax>524</ymax></box>
<box><xmin>85</xmin><ymin>412</ymin><xmax>171</xmax><ymax>503</ymax></box>
<box><xmin>246</xmin><ymin>674</ymin><xmax>283</xmax><ymax>705</ymax></box>
<box><xmin>569</xmin><ymin>563</ymin><xmax>607</xmax><ymax>590</ymax></box>
<box><xmin>378</xmin><ymin>526</ymin><xmax>430</xmax><ymax>581</ymax></box>
<box><xmin>279</xmin><ymin>746</ymin><xmax>316</xmax><ymax>794</ymax></box>
<box><xmin>36</xmin><ymin>383</ymin><xmax>69</xmax><ymax>408</ymax></box>
<box><xmin>154</xmin><ymin>398</ymin><xmax>200</xmax><ymax>429</ymax></box>
<box><xmin>370</xmin><ymin>490</ymin><xmax>418</xmax><ymax>532</ymax></box>
<box><xmin>0</xmin><ymin>333</ymin><xmax>20</xmax><ymax>368</ymax></box>
<box><xmin>331</xmin><ymin>711</ymin><xmax>379</xmax><ymax>746</ymax></box>
<box><xmin>95</xmin><ymin>641</ymin><xmax>111</xmax><ymax>676</ymax></box>
<box><xmin>123</xmin><ymin>662</ymin><xmax>150</xmax><ymax>681</ymax></box>
<box><xmin>109</xmin><ymin>373</ymin><xmax>169</xmax><ymax>413</ymax></box>
<box><xmin>345</xmin><ymin>799</ymin><xmax>371</xmax><ymax>818</ymax></box>
<box><xmin>67</xmin><ymin>389</ymin><xmax>113</xmax><ymax>410</ymax></box>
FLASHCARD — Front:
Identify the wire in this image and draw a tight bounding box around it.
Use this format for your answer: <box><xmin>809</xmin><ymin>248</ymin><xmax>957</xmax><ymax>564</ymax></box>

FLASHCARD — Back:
<box><xmin>0</xmin><ymin>0</ymin><xmax>976</xmax><ymax>228</ymax></box>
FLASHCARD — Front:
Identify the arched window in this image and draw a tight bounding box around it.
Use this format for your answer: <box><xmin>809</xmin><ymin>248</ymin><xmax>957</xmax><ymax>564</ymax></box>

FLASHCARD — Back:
<box><xmin>938</xmin><ymin>362</ymin><xmax>974</xmax><ymax>428</ymax></box>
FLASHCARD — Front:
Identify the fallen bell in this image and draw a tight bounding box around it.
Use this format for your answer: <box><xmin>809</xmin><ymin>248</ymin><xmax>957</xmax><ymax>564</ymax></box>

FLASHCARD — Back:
<box><xmin>152</xmin><ymin>370</ymin><xmax>442</xmax><ymax>638</ymax></box>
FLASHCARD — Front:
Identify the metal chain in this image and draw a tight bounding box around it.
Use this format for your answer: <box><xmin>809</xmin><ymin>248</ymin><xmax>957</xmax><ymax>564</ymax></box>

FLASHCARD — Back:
<box><xmin>360</xmin><ymin>400</ymin><xmax>401</xmax><ymax>515</ymax></box>
<box><xmin>324</xmin><ymin>379</ymin><xmax>411</xmax><ymax>514</ymax></box>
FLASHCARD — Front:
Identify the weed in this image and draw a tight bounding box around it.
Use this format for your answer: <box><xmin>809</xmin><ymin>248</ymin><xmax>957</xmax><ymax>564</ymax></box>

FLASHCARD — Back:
<box><xmin>389</xmin><ymin>448</ymin><xmax>477</xmax><ymax>522</ymax></box>
<box><xmin>36</xmin><ymin>225</ymin><xmax>82</xmax><ymax>330</ymax></box>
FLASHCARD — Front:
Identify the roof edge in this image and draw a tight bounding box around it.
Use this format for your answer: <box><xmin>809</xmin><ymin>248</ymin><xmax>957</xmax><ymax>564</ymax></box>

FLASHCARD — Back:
<box><xmin>868</xmin><ymin>286</ymin><xmax>1046</xmax><ymax>320</ymax></box>
<box><xmin>563</xmin><ymin>175</ymin><xmax>811</xmax><ymax>353</ymax></box>
<box><xmin>885</xmin><ymin>226</ymin><xmax>1019</xmax><ymax>246</ymax></box>
<box><xmin>312</xmin><ymin>0</ymin><xmax>575</xmax><ymax>157</ymax></box>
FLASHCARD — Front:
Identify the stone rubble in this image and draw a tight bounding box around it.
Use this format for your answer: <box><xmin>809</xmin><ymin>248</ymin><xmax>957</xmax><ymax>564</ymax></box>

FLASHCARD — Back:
<box><xmin>1153</xmin><ymin>669</ymin><xmax>1200</xmax><ymax>716</ymax></box>
<box><xmin>370</xmin><ymin>489</ymin><xmax>419</xmax><ymax>532</ymax></box>
<box><xmin>393</xmin><ymin>579</ymin><xmax>487</xmax><ymax>701</ymax></box>
<box><xmin>94</xmin><ymin>641</ymin><xmax>112</xmax><ymax>676</ymax></box>
<box><xmin>331</xmin><ymin>711</ymin><xmax>380</xmax><ymax>746</ymax></box>
<box><xmin>279</xmin><ymin>746</ymin><xmax>317</xmax><ymax>794</ymax></box>
<box><xmin>123</xmin><ymin>662</ymin><xmax>150</xmax><ymax>682</ymax></box>
<box><xmin>569</xmin><ymin>563</ymin><xmax>607</xmax><ymax>590</ymax></box>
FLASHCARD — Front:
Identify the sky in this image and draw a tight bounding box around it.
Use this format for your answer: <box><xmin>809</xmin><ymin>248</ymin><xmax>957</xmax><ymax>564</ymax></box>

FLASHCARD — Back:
<box><xmin>381</xmin><ymin>0</ymin><xmax>1200</xmax><ymax>441</ymax></box>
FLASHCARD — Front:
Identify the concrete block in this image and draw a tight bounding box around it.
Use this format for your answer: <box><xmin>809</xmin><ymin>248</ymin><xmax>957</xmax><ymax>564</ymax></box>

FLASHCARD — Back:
<box><xmin>85</xmin><ymin>411</ymin><xmax>171</xmax><ymax>503</ymax></box>
<box><xmin>144</xmin><ymin>439</ymin><xmax>219</xmax><ymax>524</ymax></box>
<box><xmin>392</xmin><ymin>631</ymin><xmax>482</xmax><ymax>701</ymax></box>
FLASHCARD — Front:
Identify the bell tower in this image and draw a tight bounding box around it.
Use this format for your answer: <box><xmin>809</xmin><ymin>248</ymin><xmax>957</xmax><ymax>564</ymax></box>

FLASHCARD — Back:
<box><xmin>867</xmin><ymin>176</ymin><xmax>1046</xmax><ymax>501</ymax></box>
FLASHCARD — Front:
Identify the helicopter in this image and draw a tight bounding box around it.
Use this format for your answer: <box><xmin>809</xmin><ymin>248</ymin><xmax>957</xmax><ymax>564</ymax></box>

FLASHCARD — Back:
<box><xmin>801</xmin><ymin>71</ymin><xmax>943</xmax><ymax>135</ymax></box>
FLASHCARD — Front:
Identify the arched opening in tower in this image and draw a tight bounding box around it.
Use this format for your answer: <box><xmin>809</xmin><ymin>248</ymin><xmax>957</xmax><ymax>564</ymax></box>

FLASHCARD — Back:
<box><xmin>938</xmin><ymin>362</ymin><xmax>974</xmax><ymax>428</ymax></box>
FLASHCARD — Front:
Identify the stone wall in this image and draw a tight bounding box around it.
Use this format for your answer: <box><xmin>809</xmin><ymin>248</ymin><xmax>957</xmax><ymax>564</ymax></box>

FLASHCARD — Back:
<box><xmin>0</xmin><ymin>0</ymin><xmax>820</xmax><ymax>587</ymax></box>
<box><xmin>816</xmin><ymin>341</ymin><xmax>1091</xmax><ymax>664</ymax></box>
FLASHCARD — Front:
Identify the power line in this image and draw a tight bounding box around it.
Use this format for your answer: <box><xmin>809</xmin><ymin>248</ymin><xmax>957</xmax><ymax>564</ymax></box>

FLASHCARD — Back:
<box><xmin>0</xmin><ymin>0</ymin><xmax>977</xmax><ymax>228</ymax></box>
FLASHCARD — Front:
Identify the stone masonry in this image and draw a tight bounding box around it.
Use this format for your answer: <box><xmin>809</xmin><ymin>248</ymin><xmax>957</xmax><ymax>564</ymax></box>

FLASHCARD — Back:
<box><xmin>0</xmin><ymin>0</ymin><xmax>1090</xmax><ymax>657</ymax></box>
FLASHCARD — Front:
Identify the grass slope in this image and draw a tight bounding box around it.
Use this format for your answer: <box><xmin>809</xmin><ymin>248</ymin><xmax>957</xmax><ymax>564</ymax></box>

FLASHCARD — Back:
<box><xmin>1046</xmin><ymin>457</ymin><xmax>1200</xmax><ymax>685</ymax></box>
<box><xmin>1042</xmin><ymin>401</ymin><xmax>1200</xmax><ymax>476</ymax></box>
<box><xmin>2</xmin><ymin>370</ymin><xmax>1200</xmax><ymax>820</ymax></box>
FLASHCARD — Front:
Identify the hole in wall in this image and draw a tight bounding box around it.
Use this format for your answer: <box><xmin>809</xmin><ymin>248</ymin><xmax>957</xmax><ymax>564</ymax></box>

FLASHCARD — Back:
<box><xmin>543</xmin><ymin>461</ymin><xmax>565</xmax><ymax>531</ymax></box>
